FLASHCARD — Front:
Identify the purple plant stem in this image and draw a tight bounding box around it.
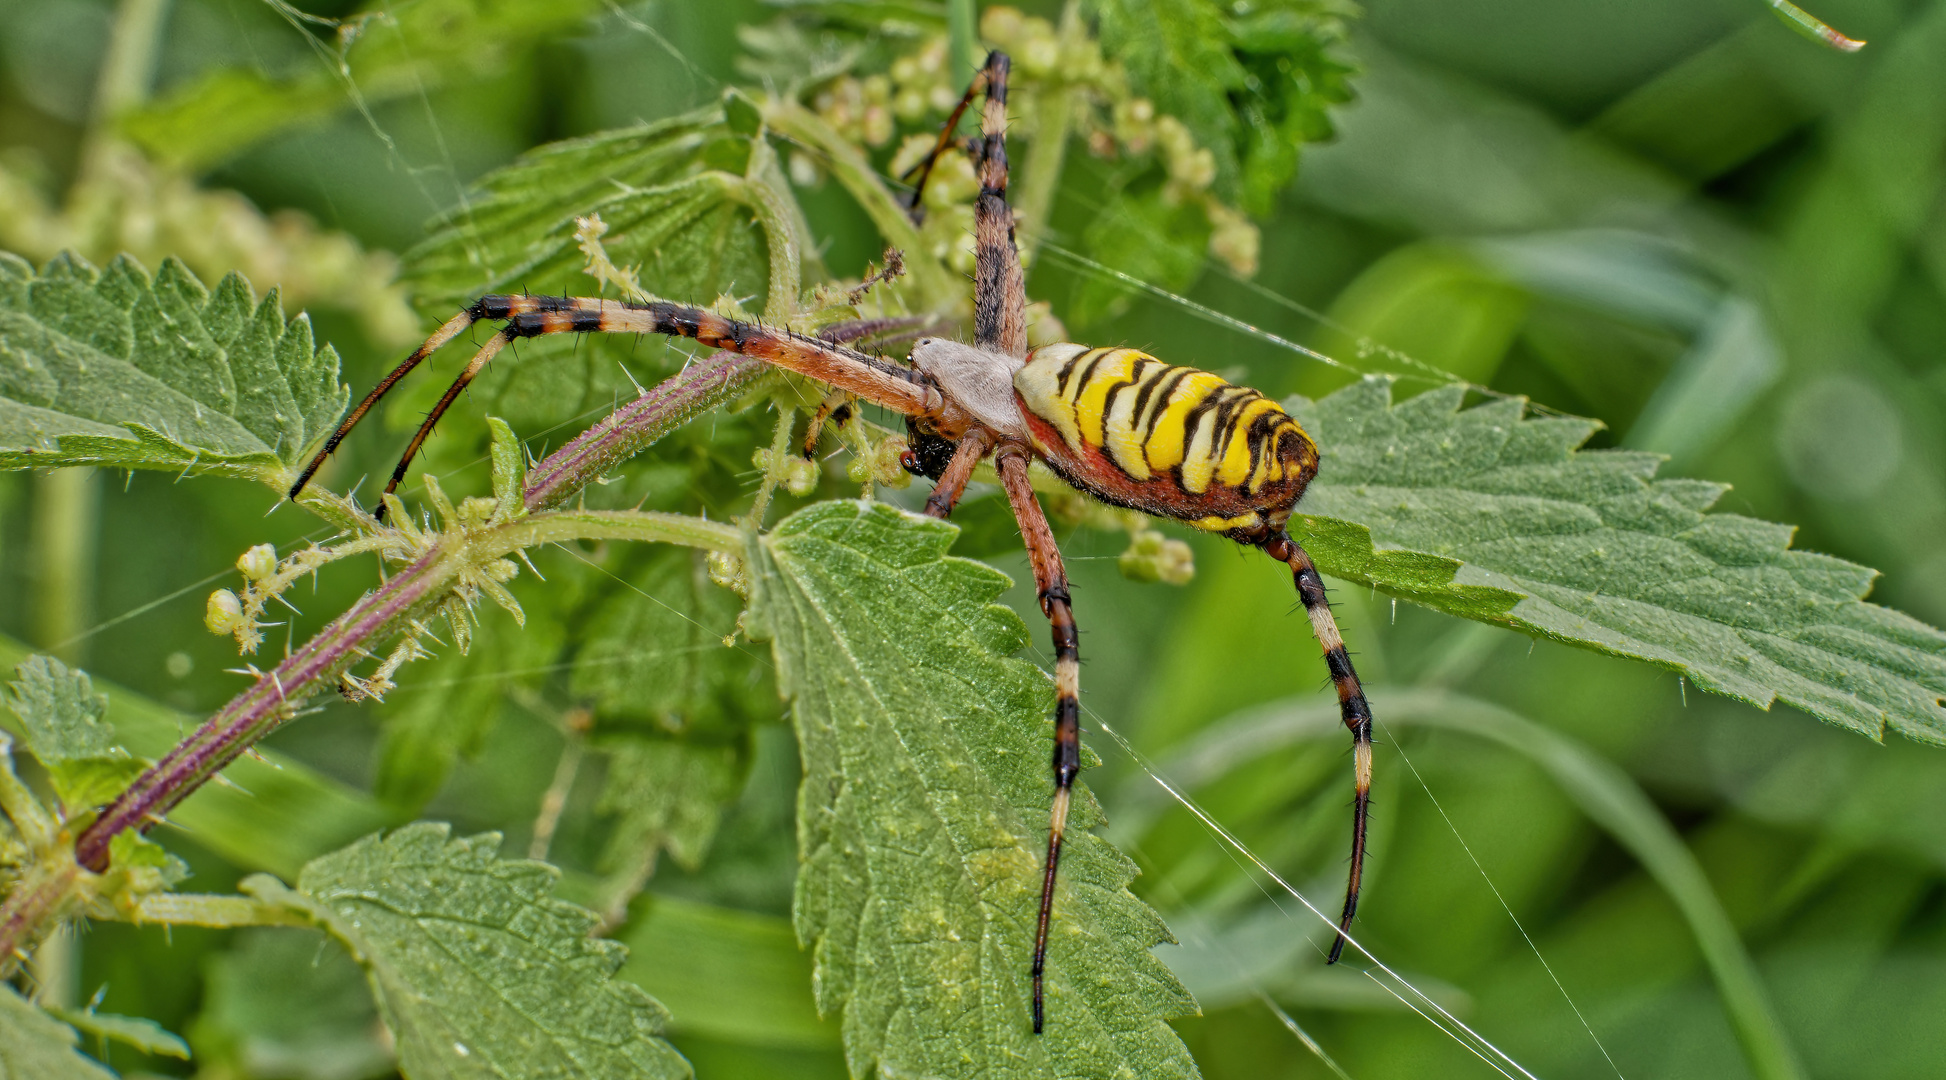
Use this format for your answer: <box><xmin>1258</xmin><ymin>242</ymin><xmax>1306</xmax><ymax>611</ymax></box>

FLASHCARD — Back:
<box><xmin>524</xmin><ymin>351</ymin><xmax>766</xmax><ymax>512</ymax></box>
<box><xmin>70</xmin><ymin>549</ymin><xmax>450</xmax><ymax>872</ymax></box>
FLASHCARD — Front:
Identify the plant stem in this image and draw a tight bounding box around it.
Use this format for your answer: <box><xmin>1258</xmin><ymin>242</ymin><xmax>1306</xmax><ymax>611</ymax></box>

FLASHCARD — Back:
<box><xmin>524</xmin><ymin>350</ymin><xmax>767</xmax><ymax>513</ymax></box>
<box><xmin>947</xmin><ymin>0</ymin><xmax>980</xmax><ymax>85</ymax></box>
<box><xmin>30</xmin><ymin>469</ymin><xmax>98</xmax><ymax>667</ymax></box>
<box><xmin>762</xmin><ymin>99</ymin><xmax>959</xmax><ymax>311</ymax></box>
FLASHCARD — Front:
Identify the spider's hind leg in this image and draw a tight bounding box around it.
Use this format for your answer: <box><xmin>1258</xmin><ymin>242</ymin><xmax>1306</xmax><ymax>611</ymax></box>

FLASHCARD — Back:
<box><xmin>996</xmin><ymin>447</ymin><xmax>1079</xmax><ymax>1035</ymax></box>
<box><xmin>1263</xmin><ymin>531</ymin><xmax>1374</xmax><ymax>963</ymax></box>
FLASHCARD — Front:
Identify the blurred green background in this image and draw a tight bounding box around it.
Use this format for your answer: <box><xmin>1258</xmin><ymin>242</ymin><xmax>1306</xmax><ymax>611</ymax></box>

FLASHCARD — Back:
<box><xmin>2</xmin><ymin>0</ymin><xmax>1944</xmax><ymax>1077</ymax></box>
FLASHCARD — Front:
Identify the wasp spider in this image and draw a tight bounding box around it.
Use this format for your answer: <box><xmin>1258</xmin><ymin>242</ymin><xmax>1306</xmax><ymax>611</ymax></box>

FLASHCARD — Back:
<box><xmin>290</xmin><ymin>51</ymin><xmax>1376</xmax><ymax>1034</ymax></box>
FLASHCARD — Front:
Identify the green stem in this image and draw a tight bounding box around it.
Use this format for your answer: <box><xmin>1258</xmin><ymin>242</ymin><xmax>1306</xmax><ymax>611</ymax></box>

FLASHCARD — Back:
<box><xmin>947</xmin><ymin>0</ymin><xmax>980</xmax><ymax>85</ymax></box>
<box><xmin>30</xmin><ymin>469</ymin><xmax>98</xmax><ymax>667</ymax></box>
<box><xmin>1013</xmin><ymin>2</ymin><xmax>1083</xmax><ymax>265</ymax></box>
<box><xmin>745</xmin><ymin>406</ymin><xmax>797</xmax><ymax>530</ymax></box>
<box><xmin>122</xmin><ymin>892</ymin><xmax>309</xmax><ymax>928</ymax></box>
<box><xmin>737</xmin><ymin>138</ymin><xmax>807</xmax><ymax>317</ymax></box>
<box><xmin>762</xmin><ymin>100</ymin><xmax>960</xmax><ymax>312</ymax></box>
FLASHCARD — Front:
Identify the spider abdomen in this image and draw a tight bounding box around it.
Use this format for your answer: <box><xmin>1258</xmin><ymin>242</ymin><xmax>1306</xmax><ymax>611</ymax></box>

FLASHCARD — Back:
<box><xmin>1013</xmin><ymin>344</ymin><xmax>1320</xmax><ymax>535</ymax></box>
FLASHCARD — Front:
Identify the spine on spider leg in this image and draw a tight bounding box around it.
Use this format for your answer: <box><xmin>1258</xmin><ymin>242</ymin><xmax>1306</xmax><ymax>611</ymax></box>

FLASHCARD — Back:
<box><xmin>1266</xmin><ymin>532</ymin><xmax>1373</xmax><ymax>964</ymax></box>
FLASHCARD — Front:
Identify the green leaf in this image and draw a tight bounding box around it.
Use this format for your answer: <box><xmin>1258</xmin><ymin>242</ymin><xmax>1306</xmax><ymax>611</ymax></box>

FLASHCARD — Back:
<box><xmin>120</xmin><ymin>0</ymin><xmax>607</xmax><ymax>170</ymax></box>
<box><xmin>2</xmin><ymin>655</ymin><xmax>142</xmax><ymax>811</ymax></box>
<box><xmin>403</xmin><ymin>109</ymin><xmax>765</xmax><ymax>312</ymax></box>
<box><xmin>1289</xmin><ymin>377</ymin><xmax>1946</xmax><ymax>743</ymax></box>
<box><xmin>0</xmin><ymin>251</ymin><xmax>347</xmax><ymax>483</ymax></box>
<box><xmin>1072</xmin><ymin>188</ymin><xmax>1210</xmax><ymax>327</ymax></box>
<box><xmin>594</xmin><ymin>737</ymin><xmax>747</xmax><ymax>878</ymax></box>
<box><xmin>0</xmin><ymin>985</ymin><xmax>114</xmax><ymax>1080</ymax></box>
<box><xmin>44</xmin><ymin>1006</ymin><xmax>190</xmax><ymax>1060</ymax></box>
<box><xmin>372</xmin><ymin>617</ymin><xmax>559</xmax><ymax>815</ymax></box>
<box><xmin>745</xmin><ymin>501</ymin><xmax>1199</xmax><ymax>1079</ymax></box>
<box><xmin>1088</xmin><ymin>0</ymin><xmax>1355</xmax><ymax>210</ymax></box>
<box><xmin>190</xmin><ymin>928</ymin><xmax>392</xmax><ymax>1080</ymax></box>
<box><xmin>248</xmin><ymin>823</ymin><xmax>691</xmax><ymax>1080</ymax></box>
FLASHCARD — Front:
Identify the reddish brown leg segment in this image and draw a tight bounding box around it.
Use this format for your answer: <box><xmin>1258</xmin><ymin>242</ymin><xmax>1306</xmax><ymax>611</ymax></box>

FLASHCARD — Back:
<box><xmin>997</xmin><ymin>448</ymin><xmax>1079</xmax><ymax>1034</ymax></box>
<box><xmin>922</xmin><ymin>428</ymin><xmax>993</xmax><ymax>519</ymax></box>
<box><xmin>1264</xmin><ymin>532</ymin><xmax>1373</xmax><ymax>963</ymax></box>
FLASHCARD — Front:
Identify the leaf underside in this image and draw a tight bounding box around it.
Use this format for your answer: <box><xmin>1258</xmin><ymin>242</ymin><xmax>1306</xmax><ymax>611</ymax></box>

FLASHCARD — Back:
<box><xmin>0</xmin><ymin>986</ymin><xmax>114</xmax><ymax>1080</ymax></box>
<box><xmin>1290</xmin><ymin>377</ymin><xmax>1946</xmax><ymax>744</ymax></box>
<box><xmin>747</xmin><ymin>501</ymin><xmax>1199</xmax><ymax>1080</ymax></box>
<box><xmin>251</xmin><ymin>823</ymin><xmax>690</xmax><ymax>1080</ymax></box>
<box><xmin>0</xmin><ymin>251</ymin><xmax>347</xmax><ymax>482</ymax></box>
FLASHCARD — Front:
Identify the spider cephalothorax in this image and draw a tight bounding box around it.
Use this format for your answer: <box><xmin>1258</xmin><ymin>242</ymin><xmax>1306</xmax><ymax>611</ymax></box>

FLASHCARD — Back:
<box><xmin>289</xmin><ymin>49</ymin><xmax>1375</xmax><ymax>1034</ymax></box>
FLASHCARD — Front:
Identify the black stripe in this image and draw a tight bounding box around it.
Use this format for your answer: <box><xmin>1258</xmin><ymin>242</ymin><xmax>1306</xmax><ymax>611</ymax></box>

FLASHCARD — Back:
<box><xmin>1065</xmin><ymin>349</ymin><xmax>1112</xmax><ymax>403</ymax></box>
<box><xmin>570</xmin><ymin>308</ymin><xmax>603</xmax><ymax>333</ymax></box>
<box><xmin>1055</xmin><ymin>348</ymin><xmax>1097</xmax><ymax>394</ymax></box>
<box><xmin>505</xmin><ymin>313</ymin><xmax>548</xmax><ymax>339</ymax></box>
<box><xmin>1124</xmin><ymin>361</ymin><xmax>1170</xmax><ymax>442</ymax></box>
<box><xmin>1138</xmin><ymin>368</ymin><xmax>1193</xmax><ymax>446</ymax></box>
<box><xmin>470</xmin><ymin>296</ymin><xmax>513</xmax><ymax>320</ymax></box>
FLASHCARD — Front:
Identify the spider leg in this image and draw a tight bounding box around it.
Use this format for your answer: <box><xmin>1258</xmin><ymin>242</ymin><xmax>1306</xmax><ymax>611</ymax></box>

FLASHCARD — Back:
<box><xmin>289</xmin><ymin>296</ymin><xmax>947</xmax><ymax>509</ymax></box>
<box><xmin>900</xmin><ymin>70</ymin><xmax>986</xmax><ymax>224</ymax></box>
<box><xmin>287</xmin><ymin>308</ymin><xmax>476</xmax><ymax>500</ymax></box>
<box><xmin>1264</xmin><ymin>532</ymin><xmax>1373</xmax><ymax>963</ymax></box>
<box><xmin>996</xmin><ymin>447</ymin><xmax>1078</xmax><ymax>1035</ymax></box>
<box><xmin>374</xmin><ymin>328</ymin><xmax>517</xmax><ymax>518</ymax></box>
<box><xmin>801</xmin><ymin>391</ymin><xmax>854</xmax><ymax>459</ymax></box>
<box><xmin>971</xmin><ymin>51</ymin><xmax>1026</xmax><ymax>357</ymax></box>
<box><xmin>922</xmin><ymin>428</ymin><xmax>993</xmax><ymax>518</ymax></box>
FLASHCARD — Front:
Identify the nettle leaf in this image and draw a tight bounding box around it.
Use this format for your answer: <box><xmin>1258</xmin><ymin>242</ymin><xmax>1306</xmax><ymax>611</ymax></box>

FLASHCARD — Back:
<box><xmin>1088</xmin><ymin>0</ymin><xmax>1354</xmax><ymax>209</ymax></box>
<box><xmin>3</xmin><ymin>655</ymin><xmax>143</xmax><ymax>812</ymax></box>
<box><xmin>43</xmin><ymin>1007</ymin><xmax>189</xmax><ymax>1060</ymax></box>
<box><xmin>373</xmin><ymin>615</ymin><xmax>562</xmax><ymax>816</ymax></box>
<box><xmin>1073</xmin><ymin>187</ymin><xmax>1210</xmax><ymax>327</ymax></box>
<box><xmin>570</xmin><ymin>537</ymin><xmax>771</xmax><ymax>882</ymax></box>
<box><xmin>0</xmin><ymin>985</ymin><xmax>114</xmax><ymax>1080</ymax></box>
<box><xmin>593</xmin><ymin>738</ymin><xmax>747</xmax><ymax>878</ymax></box>
<box><xmin>247</xmin><ymin>823</ymin><xmax>690</xmax><ymax>1080</ymax></box>
<box><xmin>1291</xmin><ymin>377</ymin><xmax>1946</xmax><ymax>743</ymax></box>
<box><xmin>746</xmin><ymin>501</ymin><xmax>1199</xmax><ymax>1079</ymax></box>
<box><xmin>122</xmin><ymin>0</ymin><xmax>607</xmax><ymax>170</ymax></box>
<box><xmin>0</xmin><ymin>251</ymin><xmax>347</xmax><ymax>482</ymax></box>
<box><xmin>404</xmin><ymin>108</ymin><xmax>751</xmax><ymax>310</ymax></box>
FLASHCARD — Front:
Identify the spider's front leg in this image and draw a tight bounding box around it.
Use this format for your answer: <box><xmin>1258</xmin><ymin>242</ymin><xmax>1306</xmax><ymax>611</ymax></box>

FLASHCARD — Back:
<box><xmin>288</xmin><ymin>295</ymin><xmax>949</xmax><ymax>515</ymax></box>
<box><xmin>995</xmin><ymin>446</ymin><xmax>1079</xmax><ymax>1035</ymax></box>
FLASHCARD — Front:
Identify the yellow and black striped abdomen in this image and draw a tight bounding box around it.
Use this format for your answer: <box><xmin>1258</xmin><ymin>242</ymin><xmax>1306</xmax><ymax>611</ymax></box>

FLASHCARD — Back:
<box><xmin>1013</xmin><ymin>344</ymin><xmax>1320</xmax><ymax>536</ymax></box>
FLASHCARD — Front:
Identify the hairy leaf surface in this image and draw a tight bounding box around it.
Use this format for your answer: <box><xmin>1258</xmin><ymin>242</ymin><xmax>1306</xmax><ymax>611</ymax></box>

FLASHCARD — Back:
<box><xmin>0</xmin><ymin>986</ymin><xmax>114</xmax><ymax>1080</ymax></box>
<box><xmin>1088</xmin><ymin>0</ymin><xmax>1354</xmax><ymax>209</ymax></box>
<box><xmin>1291</xmin><ymin>377</ymin><xmax>1946</xmax><ymax>743</ymax></box>
<box><xmin>403</xmin><ymin>109</ymin><xmax>754</xmax><ymax>311</ymax></box>
<box><xmin>746</xmin><ymin>501</ymin><xmax>1199</xmax><ymax>1079</ymax></box>
<box><xmin>0</xmin><ymin>252</ymin><xmax>346</xmax><ymax>481</ymax></box>
<box><xmin>249</xmin><ymin>823</ymin><xmax>690</xmax><ymax>1080</ymax></box>
<box><xmin>3</xmin><ymin>655</ymin><xmax>142</xmax><ymax>812</ymax></box>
